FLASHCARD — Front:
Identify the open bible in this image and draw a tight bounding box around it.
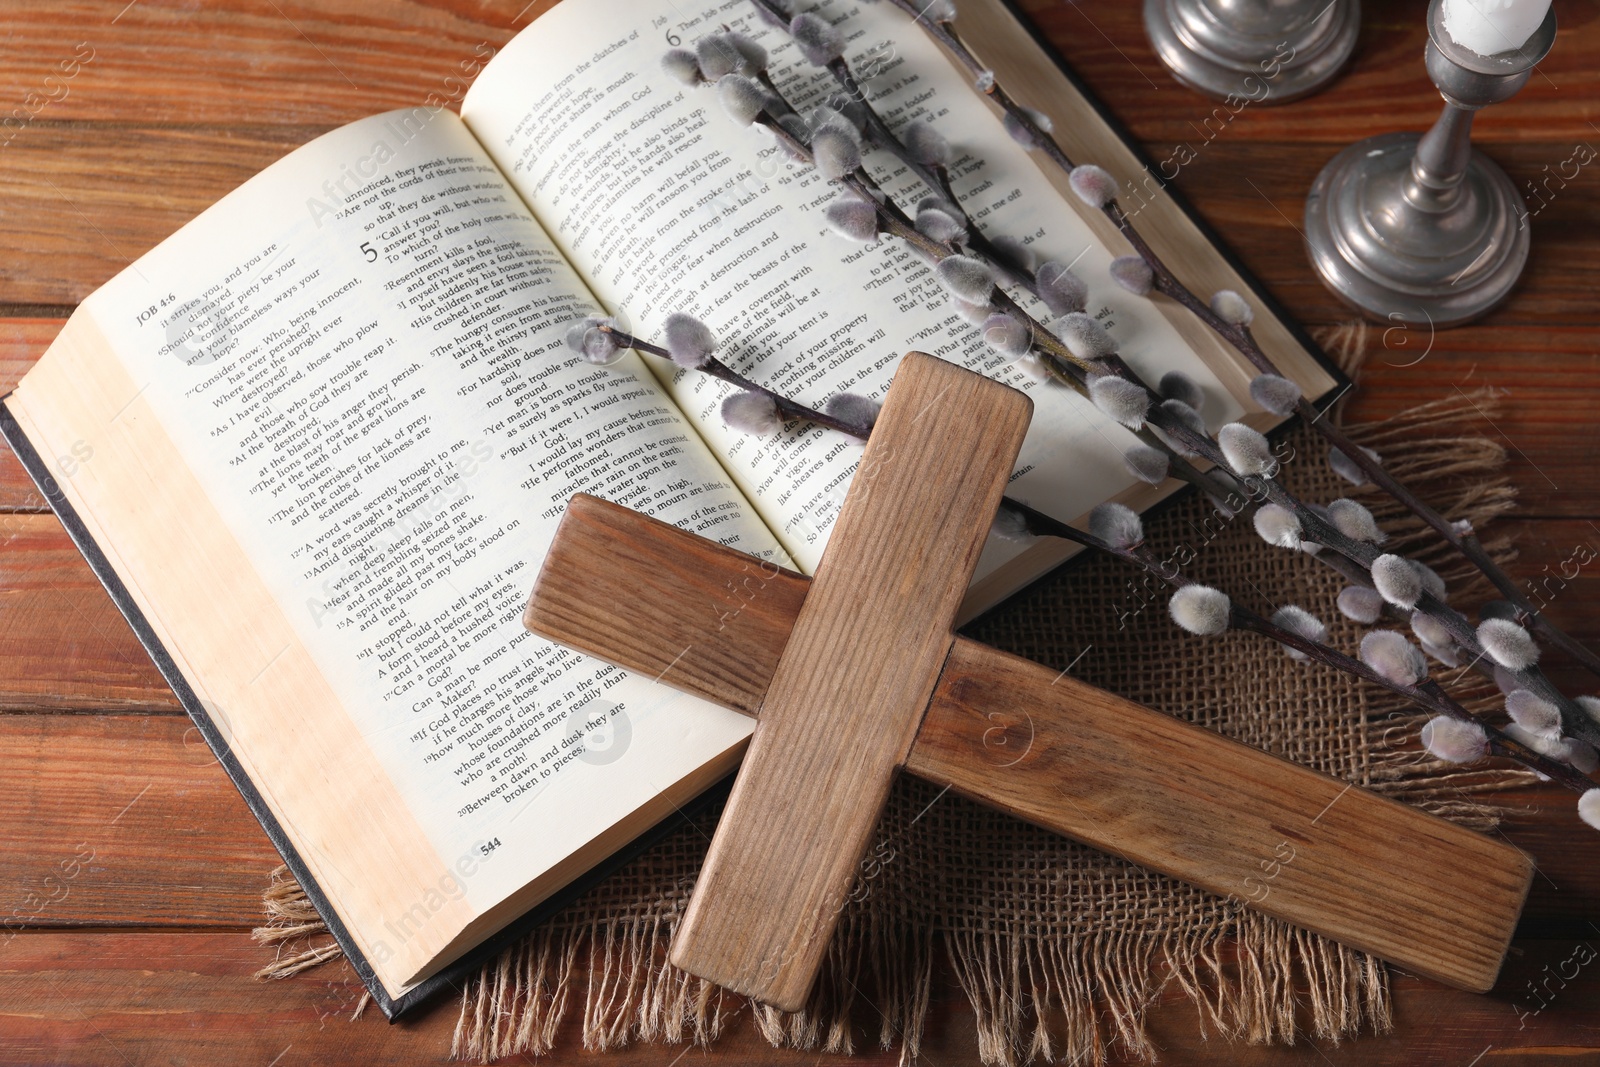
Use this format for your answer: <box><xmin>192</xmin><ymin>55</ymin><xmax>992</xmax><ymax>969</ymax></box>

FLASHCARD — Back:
<box><xmin>0</xmin><ymin>0</ymin><xmax>1338</xmax><ymax>1015</ymax></box>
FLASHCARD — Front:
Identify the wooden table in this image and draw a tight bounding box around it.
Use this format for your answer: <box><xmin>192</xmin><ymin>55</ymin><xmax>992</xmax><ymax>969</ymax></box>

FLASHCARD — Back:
<box><xmin>1</xmin><ymin>1</ymin><xmax>1597</xmax><ymax>1062</ymax></box>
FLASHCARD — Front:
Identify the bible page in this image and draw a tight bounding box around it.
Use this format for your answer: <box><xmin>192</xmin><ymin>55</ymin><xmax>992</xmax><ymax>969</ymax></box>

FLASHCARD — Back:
<box><xmin>461</xmin><ymin>0</ymin><xmax>1252</xmax><ymax>577</ymax></box>
<box><xmin>10</xmin><ymin>108</ymin><xmax>785</xmax><ymax>990</ymax></box>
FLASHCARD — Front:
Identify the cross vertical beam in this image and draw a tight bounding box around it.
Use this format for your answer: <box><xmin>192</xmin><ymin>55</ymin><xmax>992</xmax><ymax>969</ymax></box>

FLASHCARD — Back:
<box><xmin>523</xmin><ymin>352</ymin><xmax>1533</xmax><ymax>1009</ymax></box>
<box><xmin>668</xmin><ymin>353</ymin><xmax>1032</xmax><ymax>1010</ymax></box>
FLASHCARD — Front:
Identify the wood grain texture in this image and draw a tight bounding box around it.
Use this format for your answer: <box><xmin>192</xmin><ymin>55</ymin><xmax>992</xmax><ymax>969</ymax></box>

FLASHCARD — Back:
<box><xmin>524</xmin><ymin>494</ymin><xmax>805</xmax><ymax>718</ymax></box>
<box><xmin>5</xmin><ymin>930</ymin><xmax>1595</xmax><ymax>1067</ymax></box>
<box><xmin>0</xmin><ymin>446</ymin><xmax>45</xmax><ymax>511</ymax></box>
<box><xmin>0</xmin><ymin>127</ymin><xmax>318</xmax><ymax>306</ymax></box>
<box><xmin>1322</xmin><ymin>328</ymin><xmax>1600</xmax><ymax>518</ymax></box>
<box><xmin>909</xmin><ymin>638</ymin><xmax>1532</xmax><ymax>994</ymax></box>
<box><xmin>0</xmin><ymin>513</ymin><xmax>178</xmax><ymax>710</ymax></box>
<box><xmin>0</xmin><ymin>2</ymin><xmax>527</xmax><ymax>126</ymax></box>
<box><xmin>0</xmin><ymin>714</ymin><xmax>274</xmax><ymax>928</ymax></box>
<box><xmin>0</xmin><ymin>932</ymin><xmax>457</xmax><ymax>1064</ymax></box>
<box><xmin>0</xmin><ymin>318</ymin><xmax>54</xmax><ymax>508</ymax></box>
<box><xmin>670</xmin><ymin>353</ymin><xmax>1033</xmax><ymax>1011</ymax></box>
<box><xmin>529</xmin><ymin>495</ymin><xmax>1534</xmax><ymax>994</ymax></box>
<box><xmin>0</xmin><ymin>0</ymin><xmax>1597</xmax><ymax>1060</ymax></box>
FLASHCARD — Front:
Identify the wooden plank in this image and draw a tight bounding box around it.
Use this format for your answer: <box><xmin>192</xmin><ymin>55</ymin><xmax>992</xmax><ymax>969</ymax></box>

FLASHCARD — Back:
<box><xmin>0</xmin><ymin>1</ymin><xmax>524</xmax><ymax>127</ymax></box>
<box><xmin>0</xmin><ymin>513</ymin><xmax>177</xmax><ymax>710</ymax></box>
<box><xmin>528</xmin><ymin>486</ymin><xmax>1535</xmax><ymax>993</ymax></box>
<box><xmin>1341</xmin><ymin>328</ymin><xmax>1600</xmax><ymax>519</ymax></box>
<box><xmin>0</xmin><ymin>446</ymin><xmax>45</xmax><ymax>511</ymax></box>
<box><xmin>0</xmin><ymin>931</ymin><xmax>1595</xmax><ymax>1065</ymax></box>
<box><xmin>1503</xmin><ymin>784</ymin><xmax>1600</xmax><ymax>936</ymax></box>
<box><xmin>0</xmin><ymin>317</ymin><xmax>60</xmax><ymax>384</ymax></box>
<box><xmin>1</xmin><ymin>317</ymin><xmax>64</xmax><ymax>509</ymax></box>
<box><xmin>670</xmin><ymin>353</ymin><xmax>1032</xmax><ymax>1011</ymax></box>
<box><xmin>0</xmin><ymin>715</ymin><xmax>275</xmax><ymax>928</ymax></box>
<box><xmin>0</xmin><ymin>0</ymin><xmax>1591</xmax><ymax>146</ymax></box>
<box><xmin>909</xmin><ymin>638</ymin><xmax>1531</xmax><ymax>994</ymax></box>
<box><xmin>523</xmin><ymin>494</ymin><xmax>806</xmax><ymax>718</ymax></box>
<box><xmin>0</xmin><ymin>126</ymin><xmax>316</xmax><ymax>306</ymax></box>
<box><xmin>0</xmin><ymin>932</ymin><xmax>466</xmax><ymax>1064</ymax></box>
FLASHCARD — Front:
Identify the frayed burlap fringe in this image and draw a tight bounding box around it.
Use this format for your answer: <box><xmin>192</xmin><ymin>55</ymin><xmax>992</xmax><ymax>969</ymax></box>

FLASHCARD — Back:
<box><xmin>941</xmin><ymin>914</ymin><xmax>1391</xmax><ymax>1065</ymax></box>
<box><xmin>446</xmin><ymin>889</ymin><xmax>936</xmax><ymax>1062</ymax></box>
<box><xmin>252</xmin><ymin>864</ymin><xmax>343</xmax><ymax>979</ymax></box>
<box><xmin>252</xmin><ymin>864</ymin><xmax>373</xmax><ymax>1019</ymax></box>
<box><xmin>257</xmin><ymin>330</ymin><xmax>1537</xmax><ymax>1065</ymax></box>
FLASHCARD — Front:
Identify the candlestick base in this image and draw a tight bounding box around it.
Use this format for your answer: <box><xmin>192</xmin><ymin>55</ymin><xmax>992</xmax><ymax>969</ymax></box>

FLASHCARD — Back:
<box><xmin>1302</xmin><ymin>0</ymin><xmax>1555</xmax><ymax>328</ymax></box>
<box><xmin>1303</xmin><ymin>131</ymin><xmax>1529</xmax><ymax>327</ymax></box>
<box><xmin>1143</xmin><ymin>0</ymin><xmax>1359</xmax><ymax>105</ymax></box>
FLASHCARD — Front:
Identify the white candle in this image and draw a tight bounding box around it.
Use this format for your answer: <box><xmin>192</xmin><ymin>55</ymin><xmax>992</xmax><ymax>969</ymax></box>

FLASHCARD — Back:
<box><xmin>1441</xmin><ymin>0</ymin><xmax>1553</xmax><ymax>56</ymax></box>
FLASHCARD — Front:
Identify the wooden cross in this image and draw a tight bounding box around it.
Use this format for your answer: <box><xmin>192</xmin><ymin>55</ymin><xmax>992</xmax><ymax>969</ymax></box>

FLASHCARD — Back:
<box><xmin>524</xmin><ymin>352</ymin><xmax>1532</xmax><ymax>1012</ymax></box>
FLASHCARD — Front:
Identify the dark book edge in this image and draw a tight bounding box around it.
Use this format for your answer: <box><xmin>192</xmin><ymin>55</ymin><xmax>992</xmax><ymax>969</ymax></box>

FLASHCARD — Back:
<box><xmin>0</xmin><ymin>395</ymin><xmax>725</xmax><ymax>1021</ymax></box>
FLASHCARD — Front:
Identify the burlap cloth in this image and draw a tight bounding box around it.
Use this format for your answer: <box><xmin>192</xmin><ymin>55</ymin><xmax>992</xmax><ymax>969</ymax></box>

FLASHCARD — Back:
<box><xmin>256</xmin><ymin>327</ymin><xmax>1533</xmax><ymax>1063</ymax></box>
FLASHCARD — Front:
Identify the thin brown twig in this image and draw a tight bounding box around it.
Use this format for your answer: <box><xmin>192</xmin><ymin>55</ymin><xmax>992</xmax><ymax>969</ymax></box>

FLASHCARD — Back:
<box><xmin>597</xmin><ymin>306</ymin><xmax>1594</xmax><ymax>791</ymax></box>
<box><xmin>1002</xmin><ymin>498</ymin><xmax>1594</xmax><ymax>793</ymax></box>
<box><xmin>597</xmin><ymin>325</ymin><xmax>869</xmax><ymax>439</ymax></box>
<box><xmin>749</xmin><ymin>99</ymin><xmax>1243</xmax><ymax>506</ymax></box>
<box><xmin>888</xmin><ymin>0</ymin><xmax>1600</xmax><ymax>685</ymax></box>
<box><xmin>748</xmin><ymin>0</ymin><xmax>1042</xmax><ymax>295</ymax></box>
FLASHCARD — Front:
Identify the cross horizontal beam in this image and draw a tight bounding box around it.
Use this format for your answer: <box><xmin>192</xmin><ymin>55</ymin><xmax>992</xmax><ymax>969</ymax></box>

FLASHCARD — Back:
<box><xmin>526</xmin><ymin>492</ymin><xmax>1532</xmax><ymax>996</ymax></box>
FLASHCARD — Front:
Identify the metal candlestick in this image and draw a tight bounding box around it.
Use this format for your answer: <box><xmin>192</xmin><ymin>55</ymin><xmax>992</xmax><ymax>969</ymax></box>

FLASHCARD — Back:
<box><xmin>1143</xmin><ymin>0</ymin><xmax>1360</xmax><ymax>104</ymax></box>
<box><xmin>1303</xmin><ymin>0</ymin><xmax>1556</xmax><ymax>326</ymax></box>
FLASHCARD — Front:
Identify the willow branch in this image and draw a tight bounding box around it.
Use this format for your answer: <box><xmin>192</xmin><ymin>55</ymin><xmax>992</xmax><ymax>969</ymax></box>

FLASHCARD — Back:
<box><xmin>748</xmin><ymin>0</ymin><xmax>1041</xmax><ymax>295</ymax></box>
<box><xmin>754</xmin><ymin>105</ymin><xmax>1242</xmax><ymax>506</ymax></box>
<box><xmin>888</xmin><ymin>2</ymin><xmax>1600</xmax><ymax>684</ymax></box>
<box><xmin>1003</xmin><ymin>498</ymin><xmax>1594</xmax><ymax>793</ymax></box>
<box><xmin>598</xmin><ymin>325</ymin><xmax>868</xmax><ymax>439</ymax></box>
